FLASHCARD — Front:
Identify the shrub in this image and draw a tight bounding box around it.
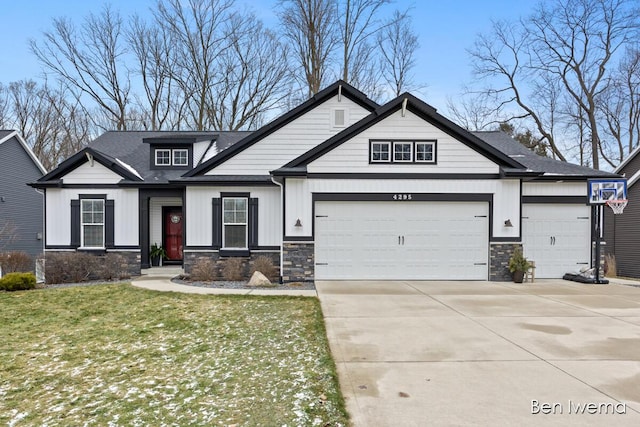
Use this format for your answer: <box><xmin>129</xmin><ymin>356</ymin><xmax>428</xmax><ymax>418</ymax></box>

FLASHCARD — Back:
<box><xmin>44</xmin><ymin>252</ymin><xmax>100</xmax><ymax>284</ymax></box>
<box><xmin>250</xmin><ymin>255</ymin><xmax>278</xmax><ymax>281</ymax></box>
<box><xmin>604</xmin><ymin>254</ymin><xmax>617</xmax><ymax>278</ymax></box>
<box><xmin>222</xmin><ymin>258</ymin><xmax>244</xmax><ymax>281</ymax></box>
<box><xmin>0</xmin><ymin>272</ymin><xmax>36</xmax><ymax>291</ymax></box>
<box><xmin>191</xmin><ymin>258</ymin><xmax>219</xmax><ymax>281</ymax></box>
<box><xmin>0</xmin><ymin>251</ymin><xmax>33</xmax><ymax>274</ymax></box>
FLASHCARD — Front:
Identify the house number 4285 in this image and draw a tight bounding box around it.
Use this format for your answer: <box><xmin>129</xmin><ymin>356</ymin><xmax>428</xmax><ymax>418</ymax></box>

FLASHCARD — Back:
<box><xmin>393</xmin><ymin>194</ymin><xmax>412</xmax><ymax>200</ymax></box>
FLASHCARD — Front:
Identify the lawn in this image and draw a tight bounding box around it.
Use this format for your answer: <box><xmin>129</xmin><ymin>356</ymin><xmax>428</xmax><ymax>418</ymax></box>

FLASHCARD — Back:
<box><xmin>0</xmin><ymin>284</ymin><xmax>348</xmax><ymax>426</ymax></box>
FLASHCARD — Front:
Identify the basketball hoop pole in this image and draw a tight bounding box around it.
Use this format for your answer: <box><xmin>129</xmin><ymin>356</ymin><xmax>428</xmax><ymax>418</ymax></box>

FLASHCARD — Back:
<box><xmin>594</xmin><ymin>205</ymin><xmax>602</xmax><ymax>284</ymax></box>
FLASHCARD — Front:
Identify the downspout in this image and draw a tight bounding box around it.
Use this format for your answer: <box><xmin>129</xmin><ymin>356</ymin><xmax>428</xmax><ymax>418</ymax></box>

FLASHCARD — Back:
<box><xmin>270</xmin><ymin>174</ymin><xmax>284</xmax><ymax>283</ymax></box>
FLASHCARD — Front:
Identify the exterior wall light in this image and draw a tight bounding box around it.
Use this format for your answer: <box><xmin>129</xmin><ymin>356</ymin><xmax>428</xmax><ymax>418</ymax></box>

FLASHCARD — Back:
<box><xmin>294</xmin><ymin>218</ymin><xmax>302</xmax><ymax>227</ymax></box>
<box><xmin>504</xmin><ymin>219</ymin><xmax>513</xmax><ymax>227</ymax></box>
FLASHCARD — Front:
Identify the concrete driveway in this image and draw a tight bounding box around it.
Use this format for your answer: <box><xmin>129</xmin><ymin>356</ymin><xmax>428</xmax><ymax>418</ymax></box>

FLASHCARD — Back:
<box><xmin>316</xmin><ymin>280</ymin><xmax>640</xmax><ymax>426</ymax></box>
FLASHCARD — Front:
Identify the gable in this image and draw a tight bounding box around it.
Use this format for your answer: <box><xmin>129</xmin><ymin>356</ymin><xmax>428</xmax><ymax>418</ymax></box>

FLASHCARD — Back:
<box><xmin>306</xmin><ymin>109</ymin><xmax>500</xmax><ymax>174</ymax></box>
<box><xmin>206</xmin><ymin>94</ymin><xmax>374</xmax><ymax>175</ymax></box>
<box><xmin>184</xmin><ymin>80</ymin><xmax>378</xmax><ymax>178</ymax></box>
<box><xmin>0</xmin><ymin>131</ymin><xmax>47</xmax><ymax>174</ymax></box>
<box><xmin>62</xmin><ymin>160</ymin><xmax>127</xmax><ymax>184</ymax></box>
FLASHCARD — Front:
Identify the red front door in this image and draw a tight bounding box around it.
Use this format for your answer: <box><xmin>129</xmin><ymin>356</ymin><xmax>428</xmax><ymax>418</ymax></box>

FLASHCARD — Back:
<box><xmin>164</xmin><ymin>208</ymin><xmax>183</xmax><ymax>261</ymax></box>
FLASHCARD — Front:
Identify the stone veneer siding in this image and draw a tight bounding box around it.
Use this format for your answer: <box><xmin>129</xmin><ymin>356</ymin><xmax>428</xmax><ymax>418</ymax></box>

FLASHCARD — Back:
<box><xmin>489</xmin><ymin>243</ymin><xmax>521</xmax><ymax>282</ymax></box>
<box><xmin>183</xmin><ymin>251</ymin><xmax>280</xmax><ymax>280</ymax></box>
<box><xmin>282</xmin><ymin>242</ymin><xmax>314</xmax><ymax>283</ymax></box>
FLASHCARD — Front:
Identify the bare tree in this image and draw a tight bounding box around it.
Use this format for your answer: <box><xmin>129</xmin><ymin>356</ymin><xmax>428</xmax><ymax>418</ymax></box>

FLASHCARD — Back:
<box><xmin>30</xmin><ymin>5</ymin><xmax>131</xmax><ymax>131</ymax></box>
<box><xmin>210</xmin><ymin>14</ymin><xmax>291</xmax><ymax>130</ymax></box>
<box><xmin>377</xmin><ymin>9</ymin><xmax>419</xmax><ymax>96</ymax></box>
<box><xmin>128</xmin><ymin>15</ymin><xmax>180</xmax><ymax>130</ymax></box>
<box><xmin>279</xmin><ymin>0</ymin><xmax>338</xmax><ymax>97</ymax></box>
<box><xmin>155</xmin><ymin>0</ymin><xmax>234</xmax><ymax>130</ymax></box>
<box><xmin>469</xmin><ymin>0</ymin><xmax>640</xmax><ymax>168</ymax></box>
<box><xmin>1</xmin><ymin>80</ymin><xmax>91</xmax><ymax>170</ymax></box>
<box><xmin>338</xmin><ymin>0</ymin><xmax>389</xmax><ymax>94</ymax></box>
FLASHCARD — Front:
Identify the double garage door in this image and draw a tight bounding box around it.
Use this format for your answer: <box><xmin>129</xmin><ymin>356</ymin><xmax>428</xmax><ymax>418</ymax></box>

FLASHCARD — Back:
<box><xmin>315</xmin><ymin>201</ymin><xmax>489</xmax><ymax>280</ymax></box>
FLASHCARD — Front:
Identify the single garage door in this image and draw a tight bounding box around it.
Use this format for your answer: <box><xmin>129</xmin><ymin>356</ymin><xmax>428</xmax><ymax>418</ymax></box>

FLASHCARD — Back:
<box><xmin>314</xmin><ymin>201</ymin><xmax>489</xmax><ymax>280</ymax></box>
<box><xmin>522</xmin><ymin>204</ymin><xmax>591</xmax><ymax>278</ymax></box>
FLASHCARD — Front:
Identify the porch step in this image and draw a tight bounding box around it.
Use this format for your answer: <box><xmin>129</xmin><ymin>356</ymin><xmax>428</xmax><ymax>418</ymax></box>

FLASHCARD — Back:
<box><xmin>141</xmin><ymin>266</ymin><xmax>184</xmax><ymax>277</ymax></box>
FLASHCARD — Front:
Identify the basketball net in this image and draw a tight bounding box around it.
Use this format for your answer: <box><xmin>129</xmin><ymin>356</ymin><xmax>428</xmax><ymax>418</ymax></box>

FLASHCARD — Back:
<box><xmin>606</xmin><ymin>199</ymin><xmax>628</xmax><ymax>215</ymax></box>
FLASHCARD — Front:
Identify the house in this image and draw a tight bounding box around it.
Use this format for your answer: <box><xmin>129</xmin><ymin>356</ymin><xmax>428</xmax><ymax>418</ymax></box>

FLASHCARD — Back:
<box><xmin>0</xmin><ymin>130</ymin><xmax>46</xmax><ymax>259</ymax></box>
<box><xmin>604</xmin><ymin>146</ymin><xmax>640</xmax><ymax>278</ymax></box>
<box><xmin>30</xmin><ymin>81</ymin><xmax>619</xmax><ymax>282</ymax></box>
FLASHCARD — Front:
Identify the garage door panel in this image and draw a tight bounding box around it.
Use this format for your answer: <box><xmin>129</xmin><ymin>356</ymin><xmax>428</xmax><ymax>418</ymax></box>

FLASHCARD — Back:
<box><xmin>522</xmin><ymin>204</ymin><xmax>591</xmax><ymax>278</ymax></box>
<box><xmin>315</xmin><ymin>201</ymin><xmax>488</xmax><ymax>280</ymax></box>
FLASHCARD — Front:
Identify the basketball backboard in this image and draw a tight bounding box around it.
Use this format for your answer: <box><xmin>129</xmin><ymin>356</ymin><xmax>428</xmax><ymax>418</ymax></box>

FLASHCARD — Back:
<box><xmin>588</xmin><ymin>179</ymin><xmax>627</xmax><ymax>205</ymax></box>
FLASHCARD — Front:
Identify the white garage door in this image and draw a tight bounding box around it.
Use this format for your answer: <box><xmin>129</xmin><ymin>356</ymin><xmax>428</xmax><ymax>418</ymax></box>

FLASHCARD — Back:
<box><xmin>314</xmin><ymin>201</ymin><xmax>489</xmax><ymax>280</ymax></box>
<box><xmin>522</xmin><ymin>204</ymin><xmax>591</xmax><ymax>278</ymax></box>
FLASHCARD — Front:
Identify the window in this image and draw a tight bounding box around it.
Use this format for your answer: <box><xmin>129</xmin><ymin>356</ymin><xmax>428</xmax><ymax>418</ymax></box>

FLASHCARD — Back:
<box><xmin>369</xmin><ymin>140</ymin><xmax>437</xmax><ymax>164</ymax></box>
<box><xmin>416</xmin><ymin>142</ymin><xmax>435</xmax><ymax>162</ymax></box>
<box><xmin>154</xmin><ymin>148</ymin><xmax>190</xmax><ymax>167</ymax></box>
<box><xmin>81</xmin><ymin>199</ymin><xmax>104</xmax><ymax>248</ymax></box>
<box><xmin>371</xmin><ymin>142</ymin><xmax>390</xmax><ymax>162</ymax></box>
<box><xmin>173</xmin><ymin>149</ymin><xmax>188</xmax><ymax>166</ymax></box>
<box><xmin>393</xmin><ymin>142</ymin><xmax>412</xmax><ymax>162</ymax></box>
<box><xmin>155</xmin><ymin>149</ymin><xmax>171</xmax><ymax>165</ymax></box>
<box><xmin>223</xmin><ymin>198</ymin><xmax>247</xmax><ymax>249</ymax></box>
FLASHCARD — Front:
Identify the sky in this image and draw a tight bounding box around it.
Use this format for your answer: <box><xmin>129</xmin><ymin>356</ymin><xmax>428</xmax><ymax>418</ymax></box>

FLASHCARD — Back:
<box><xmin>0</xmin><ymin>0</ymin><xmax>537</xmax><ymax>112</ymax></box>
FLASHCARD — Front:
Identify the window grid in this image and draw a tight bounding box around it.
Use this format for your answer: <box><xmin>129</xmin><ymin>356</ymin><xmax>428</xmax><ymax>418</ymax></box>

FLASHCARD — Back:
<box><xmin>371</xmin><ymin>142</ymin><xmax>391</xmax><ymax>162</ymax></box>
<box><xmin>81</xmin><ymin>199</ymin><xmax>104</xmax><ymax>248</ymax></box>
<box><xmin>173</xmin><ymin>149</ymin><xmax>188</xmax><ymax>166</ymax></box>
<box><xmin>416</xmin><ymin>142</ymin><xmax>435</xmax><ymax>162</ymax></box>
<box><xmin>222</xmin><ymin>197</ymin><xmax>248</xmax><ymax>249</ymax></box>
<box><xmin>393</xmin><ymin>142</ymin><xmax>412</xmax><ymax>162</ymax></box>
<box><xmin>155</xmin><ymin>149</ymin><xmax>171</xmax><ymax>165</ymax></box>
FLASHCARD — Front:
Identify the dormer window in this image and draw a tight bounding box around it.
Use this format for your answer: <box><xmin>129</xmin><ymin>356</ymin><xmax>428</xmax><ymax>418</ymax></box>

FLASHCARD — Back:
<box><xmin>155</xmin><ymin>149</ymin><xmax>171</xmax><ymax>165</ymax></box>
<box><xmin>173</xmin><ymin>149</ymin><xmax>188</xmax><ymax>166</ymax></box>
<box><xmin>152</xmin><ymin>147</ymin><xmax>192</xmax><ymax>168</ymax></box>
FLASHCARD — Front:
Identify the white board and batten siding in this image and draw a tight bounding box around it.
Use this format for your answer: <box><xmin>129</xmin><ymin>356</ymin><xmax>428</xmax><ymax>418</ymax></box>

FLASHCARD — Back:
<box><xmin>45</xmin><ymin>188</ymin><xmax>138</xmax><ymax>247</ymax></box>
<box><xmin>62</xmin><ymin>161</ymin><xmax>124</xmax><ymax>184</ymax></box>
<box><xmin>186</xmin><ymin>186</ymin><xmax>281</xmax><ymax>247</ymax></box>
<box><xmin>284</xmin><ymin>178</ymin><xmax>521</xmax><ymax>240</ymax></box>
<box><xmin>150</xmin><ymin>198</ymin><xmax>182</xmax><ymax>248</ymax></box>
<box><xmin>307</xmin><ymin>109</ymin><xmax>500</xmax><ymax>174</ymax></box>
<box><xmin>207</xmin><ymin>95</ymin><xmax>371</xmax><ymax>175</ymax></box>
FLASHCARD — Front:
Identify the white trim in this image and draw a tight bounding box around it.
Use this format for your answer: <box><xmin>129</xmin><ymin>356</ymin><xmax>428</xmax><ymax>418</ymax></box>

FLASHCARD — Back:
<box><xmin>80</xmin><ymin>199</ymin><xmax>105</xmax><ymax>249</ymax></box>
<box><xmin>393</xmin><ymin>141</ymin><xmax>413</xmax><ymax>162</ymax></box>
<box><xmin>0</xmin><ymin>130</ymin><xmax>47</xmax><ymax>174</ymax></box>
<box><xmin>370</xmin><ymin>141</ymin><xmax>391</xmax><ymax>163</ymax></box>
<box><xmin>627</xmin><ymin>169</ymin><xmax>640</xmax><ymax>187</ymax></box>
<box><xmin>172</xmin><ymin>148</ymin><xmax>189</xmax><ymax>166</ymax></box>
<box><xmin>415</xmin><ymin>142</ymin><xmax>435</xmax><ymax>163</ymax></box>
<box><xmin>155</xmin><ymin>149</ymin><xmax>171</xmax><ymax>165</ymax></box>
<box><xmin>116</xmin><ymin>158</ymin><xmax>143</xmax><ymax>179</ymax></box>
<box><xmin>222</xmin><ymin>197</ymin><xmax>248</xmax><ymax>249</ymax></box>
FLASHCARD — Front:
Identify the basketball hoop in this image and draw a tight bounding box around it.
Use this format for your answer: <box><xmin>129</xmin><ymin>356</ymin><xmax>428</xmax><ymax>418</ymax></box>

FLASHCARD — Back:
<box><xmin>606</xmin><ymin>199</ymin><xmax>628</xmax><ymax>215</ymax></box>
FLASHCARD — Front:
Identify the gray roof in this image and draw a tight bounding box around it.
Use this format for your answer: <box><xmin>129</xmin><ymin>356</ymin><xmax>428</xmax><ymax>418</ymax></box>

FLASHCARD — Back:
<box><xmin>0</xmin><ymin>129</ymin><xmax>15</xmax><ymax>139</ymax></box>
<box><xmin>474</xmin><ymin>131</ymin><xmax>618</xmax><ymax>178</ymax></box>
<box><xmin>89</xmin><ymin>131</ymin><xmax>251</xmax><ymax>183</ymax></box>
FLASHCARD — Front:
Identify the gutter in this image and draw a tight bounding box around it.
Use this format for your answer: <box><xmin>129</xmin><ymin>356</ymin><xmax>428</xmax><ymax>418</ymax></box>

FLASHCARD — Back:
<box><xmin>270</xmin><ymin>174</ymin><xmax>285</xmax><ymax>284</ymax></box>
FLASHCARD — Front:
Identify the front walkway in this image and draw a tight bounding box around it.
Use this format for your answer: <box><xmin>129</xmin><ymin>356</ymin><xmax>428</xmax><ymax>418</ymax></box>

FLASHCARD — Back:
<box><xmin>131</xmin><ymin>267</ymin><xmax>317</xmax><ymax>297</ymax></box>
<box><xmin>317</xmin><ymin>279</ymin><xmax>640</xmax><ymax>426</ymax></box>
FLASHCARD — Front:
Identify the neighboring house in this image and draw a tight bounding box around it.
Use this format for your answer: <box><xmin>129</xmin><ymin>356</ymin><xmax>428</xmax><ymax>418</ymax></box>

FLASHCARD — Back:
<box><xmin>604</xmin><ymin>146</ymin><xmax>640</xmax><ymax>278</ymax></box>
<box><xmin>0</xmin><ymin>130</ymin><xmax>46</xmax><ymax>259</ymax></box>
<box><xmin>31</xmin><ymin>81</ymin><xmax>618</xmax><ymax>281</ymax></box>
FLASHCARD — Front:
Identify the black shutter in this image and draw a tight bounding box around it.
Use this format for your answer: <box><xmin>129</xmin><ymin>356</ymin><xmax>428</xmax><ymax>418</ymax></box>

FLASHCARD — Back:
<box><xmin>249</xmin><ymin>198</ymin><xmax>259</xmax><ymax>249</ymax></box>
<box><xmin>105</xmin><ymin>199</ymin><xmax>115</xmax><ymax>248</ymax></box>
<box><xmin>70</xmin><ymin>199</ymin><xmax>80</xmax><ymax>248</ymax></box>
<box><xmin>212</xmin><ymin>198</ymin><xmax>222</xmax><ymax>249</ymax></box>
